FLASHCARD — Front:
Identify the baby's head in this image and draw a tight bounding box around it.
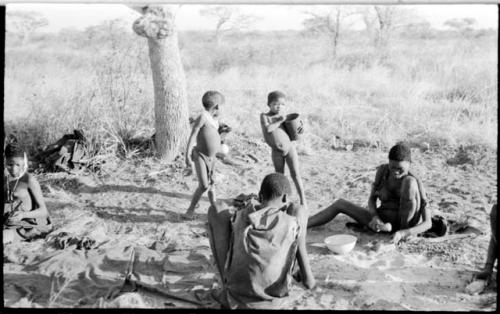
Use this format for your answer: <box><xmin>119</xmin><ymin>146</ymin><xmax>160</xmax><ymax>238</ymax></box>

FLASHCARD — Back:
<box><xmin>202</xmin><ymin>91</ymin><xmax>225</xmax><ymax>117</ymax></box>
<box><xmin>258</xmin><ymin>173</ymin><xmax>292</xmax><ymax>204</ymax></box>
<box><xmin>267</xmin><ymin>91</ymin><xmax>286</xmax><ymax>115</ymax></box>
<box><xmin>5</xmin><ymin>143</ymin><xmax>28</xmax><ymax>178</ymax></box>
<box><xmin>388</xmin><ymin>142</ymin><xmax>412</xmax><ymax>179</ymax></box>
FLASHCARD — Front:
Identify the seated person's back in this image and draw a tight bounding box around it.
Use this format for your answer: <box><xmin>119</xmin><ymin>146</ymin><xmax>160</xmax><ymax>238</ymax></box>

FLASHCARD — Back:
<box><xmin>207</xmin><ymin>173</ymin><xmax>315</xmax><ymax>309</ymax></box>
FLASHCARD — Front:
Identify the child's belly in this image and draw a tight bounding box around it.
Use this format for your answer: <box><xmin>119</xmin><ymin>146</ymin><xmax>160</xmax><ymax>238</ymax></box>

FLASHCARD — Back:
<box><xmin>197</xmin><ymin>126</ymin><xmax>221</xmax><ymax>157</ymax></box>
<box><xmin>265</xmin><ymin>127</ymin><xmax>291</xmax><ymax>155</ymax></box>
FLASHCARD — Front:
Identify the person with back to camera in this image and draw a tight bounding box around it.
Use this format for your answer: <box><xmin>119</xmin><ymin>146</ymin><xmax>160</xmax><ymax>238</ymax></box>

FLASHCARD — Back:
<box><xmin>308</xmin><ymin>142</ymin><xmax>432</xmax><ymax>244</ymax></box>
<box><xmin>207</xmin><ymin>173</ymin><xmax>315</xmax><ymax>309</ymax></box>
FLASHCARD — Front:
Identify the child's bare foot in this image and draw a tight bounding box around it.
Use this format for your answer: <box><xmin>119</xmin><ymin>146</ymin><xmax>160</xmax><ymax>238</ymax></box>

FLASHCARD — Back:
<box><xmin>181</xmin><ymin>211</ymin><xmax>196</xmax><ymax>220</ymax></box>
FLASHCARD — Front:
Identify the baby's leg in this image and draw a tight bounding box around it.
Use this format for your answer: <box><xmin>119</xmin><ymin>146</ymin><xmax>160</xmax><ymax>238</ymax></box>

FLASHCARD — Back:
<box><xmin>186</xmin><ymin>154</ymin><xmax>210</xmax><ymax>216</ymax></box>
<box><xmin>307</xmin><ymin>199</ymin><xmax>373</xmax><ymax>228</ymax></box>
<box><xmin>207</xmin><ymin>205</ymin><xmax>232</xmax><ymax>283</ymax></box>
<box><xmin>271</xmin><ymin>149</ymin><xmax>286</xmax><ymax>173</ymax></box>
<box><xmin>285</xmin><ymin>146</ymin><xmax>306</xmax><ymax>205</ymax></box>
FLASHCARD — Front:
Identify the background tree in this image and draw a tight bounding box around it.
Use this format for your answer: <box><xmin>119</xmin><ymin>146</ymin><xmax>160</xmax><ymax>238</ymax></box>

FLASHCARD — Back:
<box><xmin>361</xmin><ymin>6</ymin><xmax>416</xmax><ymax>48</ymax></box>
<box><xmin>444</xmin><ymin>18</ymin><xmax>477</xmax><ymax>37</ymax></box>
<box><xmin>131</xmin><ymin>5</ymin><xmax>189</xmax><ymax>160</ymax></box>
<box><xmin>302</xmin><ymin>7</ymin><xmax>356</xmax><ymax>58</ymax></box>
<box><xmin>6</xmin><ymin>10</ymin><xmax>48</xmax><ymax>44</ymax></box>
<box><xmin>199</xmin><ymin>6</ymin><xmax>258</xmax><ymax>44</ymax></box>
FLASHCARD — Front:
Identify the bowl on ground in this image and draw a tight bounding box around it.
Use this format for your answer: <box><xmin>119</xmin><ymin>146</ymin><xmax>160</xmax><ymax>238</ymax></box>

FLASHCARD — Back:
<box><xmin>324</xmin><ymin>234</ymin><xmax>357</xmax><ymax>255</ymax></box>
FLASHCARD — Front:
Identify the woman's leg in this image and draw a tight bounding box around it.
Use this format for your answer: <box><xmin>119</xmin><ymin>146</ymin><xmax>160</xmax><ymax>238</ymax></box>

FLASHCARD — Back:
<box><xmin>271</xmin><ymin>149</ymin><xmax>286</xmax><ymax>173</ymax></box>
<box><xmin>307</xmin><ymin>199</ymin><xmax>373</xmax><ymax>228</ymax></box>
<box><xmin>285</xmin><ymin>146</ymin><xmax>306</xmax><ymax>205</ymax></box>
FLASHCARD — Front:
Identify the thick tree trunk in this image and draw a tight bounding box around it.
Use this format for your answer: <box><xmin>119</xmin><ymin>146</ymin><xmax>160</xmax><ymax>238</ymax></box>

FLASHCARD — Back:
<box><xmin>132</xmin><ymin>5</ymin><xmax>189</xmax><ymax>161</ymax></box>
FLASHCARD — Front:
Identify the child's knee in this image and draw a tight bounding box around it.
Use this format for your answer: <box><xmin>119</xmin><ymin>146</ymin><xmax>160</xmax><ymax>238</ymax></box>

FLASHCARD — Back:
<box><xmin>334</xmin><ymin>198</ymin><xmax>349</xmax><ymax>207</ymax></box>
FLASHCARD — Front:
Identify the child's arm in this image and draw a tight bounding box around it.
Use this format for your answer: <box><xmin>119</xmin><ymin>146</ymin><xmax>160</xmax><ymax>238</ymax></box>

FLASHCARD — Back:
<box><xmin>260</xmin><ymin>113</ymin><xmax>284</xmax><ymax>133</ymax></box>
<box><xmin>17</xmin><ymin>175</ymin><xmax>49</xmax><ymax>220</ymax></box>
<box><xmin>288</xmin><ymin>203</ymin><xmax>316</xmax><ymax>289</ymax></box>
<box><xmin>185</xmin><ymin>114</ymin><xmax>205</xmax><ymax>168</ymax></box>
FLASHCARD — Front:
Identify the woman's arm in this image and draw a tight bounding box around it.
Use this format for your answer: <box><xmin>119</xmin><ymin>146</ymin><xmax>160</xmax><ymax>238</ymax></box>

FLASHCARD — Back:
<box><xmin>260</xmin><ymin>113</ymin><xmax>284</xmax><ymax>133</ymax></box>
<box><xmin>22</xmin><ymin>175</ymin><xmax>48</xmax><ymax>220</ymax></box>
<box><xmin>185</xmin><ymin>114</ymin><xmax>205</xmax><ymax>168</ymax></box>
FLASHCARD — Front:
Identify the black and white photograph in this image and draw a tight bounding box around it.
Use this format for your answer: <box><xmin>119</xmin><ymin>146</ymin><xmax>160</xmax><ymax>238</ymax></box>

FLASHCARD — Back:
<box><xmin>2</xmin><ymin>1</ymin><xmax>498</xmax><ymax>310</ymax></box>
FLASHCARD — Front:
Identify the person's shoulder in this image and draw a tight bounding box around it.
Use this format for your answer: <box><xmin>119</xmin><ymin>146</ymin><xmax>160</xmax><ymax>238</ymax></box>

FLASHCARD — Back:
<box><xmin>402</xmin><ymin>174</ymin><xmax>418</xmax><ymax>186</ymax></box>
<box><xmin>26</xmin><ymin>173</ymin><xmax>39</xmax><ymax>185</ymax></box>
<box><xmin>374</xmin><ymin>164</ymin><xmax>388</xmax><ymax>178</ymax></box>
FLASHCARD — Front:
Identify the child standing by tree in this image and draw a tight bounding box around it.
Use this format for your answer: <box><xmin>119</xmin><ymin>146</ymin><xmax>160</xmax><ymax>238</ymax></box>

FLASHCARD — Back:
<box><xmin>260</xmin><ymin>91</ymin><xmax>307</xmax><ymax>206</ymax></box>
<box><xmin>184</xmin><ymin>91</ymin><xmax>225</xmax><ymax>219</ymax></box>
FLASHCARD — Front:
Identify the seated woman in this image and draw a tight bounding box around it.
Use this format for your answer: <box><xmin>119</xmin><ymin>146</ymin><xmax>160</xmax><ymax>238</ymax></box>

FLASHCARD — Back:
<box><xmin>4</xmin><ymin>143</ymin><xmax>52</xmax><ymax>243</ymax></box>
<box><xmin>307</xmin><ymin>143</ymin><xmax>431</xmax><ymax>243</ymax></box>
<box><xmin>207</xmin><ymin>173</ymin><xmax>315</xmax><ymax>309</ymax></box>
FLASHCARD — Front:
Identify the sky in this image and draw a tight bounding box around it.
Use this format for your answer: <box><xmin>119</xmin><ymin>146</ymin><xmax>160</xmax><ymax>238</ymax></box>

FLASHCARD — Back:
<box><xmin>7</xmin><ymin>3</ymin><xmax>498</xmax><ymax>32</ymax></box>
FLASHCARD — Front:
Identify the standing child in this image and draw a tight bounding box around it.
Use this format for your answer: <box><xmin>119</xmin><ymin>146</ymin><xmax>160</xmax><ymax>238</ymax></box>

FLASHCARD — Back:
<box><xmin>184</xmin><ymin>91</ymin><xmax>224</xmax><ymax>219</ymax></box>
<box><xmin>260</xmin><ymin>91</ymin><xmax>307</xmax><ymax>206</ymax></box>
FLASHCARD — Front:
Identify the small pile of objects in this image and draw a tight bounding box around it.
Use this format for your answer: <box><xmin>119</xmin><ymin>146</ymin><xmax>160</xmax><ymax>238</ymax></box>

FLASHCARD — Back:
<box><xmin>36</xmin><ymin>129</ymin><xmax>89</xmax><ymax>173</ymax></box>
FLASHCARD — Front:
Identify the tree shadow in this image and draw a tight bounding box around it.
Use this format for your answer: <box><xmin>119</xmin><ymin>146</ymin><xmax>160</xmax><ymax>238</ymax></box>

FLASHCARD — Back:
<box><xmin>78</xmin><ymin>183</ymin><xmax>237</xmax><ymax>207</ymax></box>
<box><xmin>86</xmin><ymin>205</ymin><xmax>208</xmax><ymax>224</ymax></box>
<box><xmin>78</xmin><ymin>183</ymin><xmax>198</xmax><ymax>201</ymax></box>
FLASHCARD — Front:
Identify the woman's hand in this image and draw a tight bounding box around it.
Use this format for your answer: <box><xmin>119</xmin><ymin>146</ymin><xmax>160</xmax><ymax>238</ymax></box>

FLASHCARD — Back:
<box><xmin>392</xmin><ymin>230</ymin><xmax>410</xmax><ymax>244</ymax></box>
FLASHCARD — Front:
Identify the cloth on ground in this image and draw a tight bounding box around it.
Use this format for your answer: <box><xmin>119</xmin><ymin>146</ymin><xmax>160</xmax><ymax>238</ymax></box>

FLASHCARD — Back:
<box><xmin>4</xmin><ymin>214</ymin><xmax>216</xmax><ymax>308</ymax></box>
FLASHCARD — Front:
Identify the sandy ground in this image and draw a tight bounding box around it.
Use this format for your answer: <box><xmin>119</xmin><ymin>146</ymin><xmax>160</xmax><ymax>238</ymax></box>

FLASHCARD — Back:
<box><xmin>3</xmin><ymin>141</ymin><xmax>497</xmax><ymax>309</ymax></box>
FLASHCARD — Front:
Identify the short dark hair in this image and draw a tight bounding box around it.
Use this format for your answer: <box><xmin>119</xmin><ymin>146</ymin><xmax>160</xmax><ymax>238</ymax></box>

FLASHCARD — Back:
<box><xmin>259</xmin><ymin>173</ymin><xmax>292</xmax><ymax>201</ymax></box>
<box><xmin>267</xmin><ymin>91</ymin><xmax>286</xmax><ymax>105</ymax></box>
<box><xmin>5</xmin><ymin>143</ymin><xmax>25</xmax><ymax>159</ymax></box>
<box><xmin>202</xmin><ymin>91</ymin><xmax>225</xmax><ymax>110</ymax></box>
<box><xmin>388</xmin><ymin>142</ymin><xmax>411</xmax><ymax>162</ymax></box>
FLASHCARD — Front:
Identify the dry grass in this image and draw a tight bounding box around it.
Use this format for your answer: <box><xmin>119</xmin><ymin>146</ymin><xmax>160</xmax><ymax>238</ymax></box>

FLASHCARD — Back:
<box><xmin>4</xmin><ymin>27</ymin><xmax>497</xmax><ymax>166</ymax></box>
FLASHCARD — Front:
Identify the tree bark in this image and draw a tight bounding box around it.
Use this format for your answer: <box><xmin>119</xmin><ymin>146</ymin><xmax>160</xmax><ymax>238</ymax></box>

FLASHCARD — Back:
<box><xmin>132</xmin><ymin>5</ymin><xmax>189</xmax><ymax>161</ymax></box>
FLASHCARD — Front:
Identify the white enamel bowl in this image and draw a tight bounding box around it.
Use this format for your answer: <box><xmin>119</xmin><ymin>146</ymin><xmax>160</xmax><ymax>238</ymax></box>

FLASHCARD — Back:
<box><xmin>324</xmin><ymin>234</ymin><xmax>357</xmax><ymax>255</ymax></box>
